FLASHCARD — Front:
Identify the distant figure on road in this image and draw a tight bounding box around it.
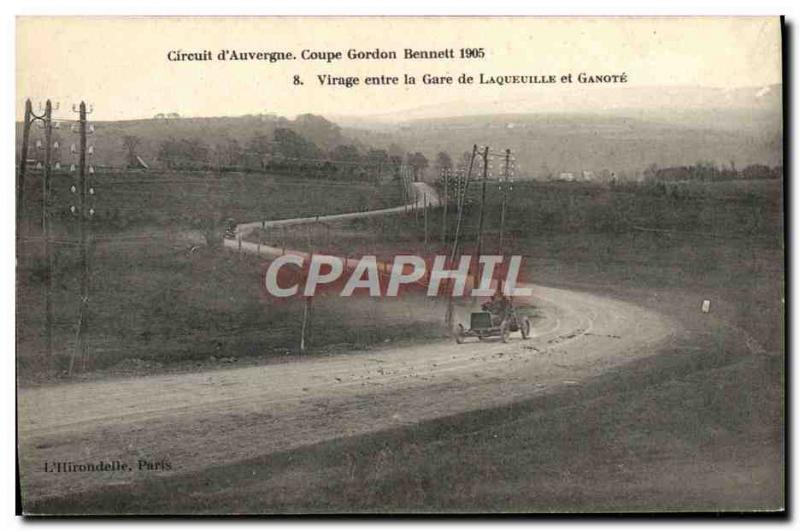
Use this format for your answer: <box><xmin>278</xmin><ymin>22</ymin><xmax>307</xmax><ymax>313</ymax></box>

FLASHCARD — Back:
<box><xmin>223</xmin><ymin>218</ymin><xmax>237</xmax><ymax>240</ymax></box>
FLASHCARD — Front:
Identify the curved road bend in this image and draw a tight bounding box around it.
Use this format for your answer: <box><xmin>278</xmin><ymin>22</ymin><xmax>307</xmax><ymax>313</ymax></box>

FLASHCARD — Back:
<box><xmin>18</xmin><ymin>182</ymin><xmax>675</xmax><ymax>503</ymax></box>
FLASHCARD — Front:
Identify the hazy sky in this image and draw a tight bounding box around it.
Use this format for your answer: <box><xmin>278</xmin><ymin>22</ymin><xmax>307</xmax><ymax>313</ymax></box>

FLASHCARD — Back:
<box><xmin>16</xmin><ymin>17</ymin><xmax>782</xmax><ymax>121</ymax></box>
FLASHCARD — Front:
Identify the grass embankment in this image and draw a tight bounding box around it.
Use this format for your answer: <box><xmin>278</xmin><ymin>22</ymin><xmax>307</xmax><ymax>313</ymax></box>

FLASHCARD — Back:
<box><xmin>17</xmin><ymin>172</ymin><xmax>409</xmax><ymax>381</ymax></box>
<box><xmin>22</xmin><ymin>178</ymin><xmax>785</xmax><ymax>512</ymax></box>
<box><xmin>199</xmin><ymin>178</ymin><xmax>781</xmax><ymax>512</ymax></box>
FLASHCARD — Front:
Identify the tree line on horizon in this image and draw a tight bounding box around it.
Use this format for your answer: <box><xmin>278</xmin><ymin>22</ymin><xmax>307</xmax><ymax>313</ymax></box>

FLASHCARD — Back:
<box><xmin>643</xmin><ymin>161</ymin><xmax>782</xmax><ymax>183</ymax></box>
<box><xmin>119</xmin><ymin>125</ymin><xmax>782</xmax><ymax>185</ymax></box>
<box><xmin>141</xmin><ymin>128</ymin><xmax>434</xmax><ymax>182</ymax></box>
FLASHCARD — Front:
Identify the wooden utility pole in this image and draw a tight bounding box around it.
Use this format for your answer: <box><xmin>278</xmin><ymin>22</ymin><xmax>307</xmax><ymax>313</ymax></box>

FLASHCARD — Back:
<box><xmin>401</xmin><ymin>164</ymin><xmax>409</xmax><ymax>213</ymax></box>
<box><xmin>17</xmin><ymin>99</ymin><xmax>32</xmax><ymax>243</ymax></box>
<box><xmin>446</xmin><ymin>145</ymin><xmax>478</xmax><ymax>328</ymax></box>
<box><xmin>475</xmin><ymin>145</ymin><xmax>490</xmax><ymax>259</ymax></box>
<box><xmin>441</xmin><ymin>168</ymin><xmax>449</xmax><ymax>246</ymax></box>
<box><xmin>412</xmin><ymin>167</ymin><xmax>419</xmax><ymax>227</ymax></box>
<box><xmin>42</xmin><ymin>100</ymin><xmax>54</xmax><ymax>360</ymax></box>
<box><xmin>423</xmin><ymin>193</ymin><xmax>429</xmax><ymax>249</ymax></box>
<box><xmin>20</xmin><ymin>99</ymin><xmax>59</xmax><ymax>360</ymax></box>
<box><xmin>70</xmin><ymin>101</ymin><xmax>90</xmax><ymax>375</ymax></box>
<box><xmin>498</xmin><ymin>148</ymin><xmax>511</xmax><ymax>256</ymax></box>
<box><xmin>300</xmin><ymin>222</ymin><xmax>314</xmax><ymax>353</ymax></box>
<box><xmin>300</xmin><ymin>296</ymin><xmax>310</xmax><ymax>353</ymax></box>
<box><xmin>450</xmin><ymin>145</ymin><xmax>477</xmax><ymax>262</ymax></box>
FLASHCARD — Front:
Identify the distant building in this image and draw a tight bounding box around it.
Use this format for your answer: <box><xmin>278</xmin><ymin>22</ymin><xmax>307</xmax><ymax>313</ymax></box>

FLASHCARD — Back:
<box><xmin>559</xmin><ymin>172</ymin><xmax>575</xmax><ymax>182</ymax></box>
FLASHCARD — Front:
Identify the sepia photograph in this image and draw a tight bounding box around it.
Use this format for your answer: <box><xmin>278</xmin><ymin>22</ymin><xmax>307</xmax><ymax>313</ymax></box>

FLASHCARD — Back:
<box><xmin>14</xmin><ymin>16</ymin><xmax>785</xmax><ymax>515</ymax></box>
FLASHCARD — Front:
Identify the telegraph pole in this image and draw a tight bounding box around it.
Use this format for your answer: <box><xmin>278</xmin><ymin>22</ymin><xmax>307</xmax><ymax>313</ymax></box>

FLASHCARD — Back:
<box><xmin>400</xmin><ymin>164</ymin><xmax>409</xmax><ymax>213</ymax></box>
<box><xmin>475</xmin><ymin>145</ymin><xmax>490</xmax><ymax>259</ymax></box>
<box><xmin>43</xmin><ymin>101</ymin><xmax>53</xmax><ymax>235</ymax></box>
<box><xmin>445</xmin><ymin>145</ymin><xmax>477</xmax><ymax>328</ymax></box>
<box><xmin>441</xmin><ymin>167</ymin><xmax>449</xmax><ymax>246</ymax></box>
<box><xmin>17</xmin><ymin>99</ymin><xmax>32</xmax><ymax>243</ymax></box>
<box><xmin>43</xmin><ymin>100</ymin><xmax>54</xmax><ymax>360</ymax></box>
<box><xmin>423</xmin><ymin>192</ymin><xmax>429</xmax><ymax>250</ymax></box>
<box><xmin>412</xmin><ymin>166</ymin><xmax>419</xmax><ymax>227</ymax></box>
<box><xmin>300</xmin><ymin>223</ymin><xmax>314</xmax><ymax>353</ymax></box>
<box><xmin>498</xmin><ymin>148</ymin><xmax>511</xmax><ymax>256</ymax></box>
<box><xmin>20</xmin><ymin>99</ymin><xmax>60</xmax><ymax>359</ymax></box>
<box><xmin>450</xmin><ymin>145</ymin><xmax>477</xmax><ymax>262</ymax></box>
<box><xmin>69</xmin><ymin>101</ymin><xmax>93</xmax><ymax>374</ymax></box>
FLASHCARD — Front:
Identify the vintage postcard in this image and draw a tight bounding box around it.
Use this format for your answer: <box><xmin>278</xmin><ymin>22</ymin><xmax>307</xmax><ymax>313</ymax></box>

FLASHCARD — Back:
<box><xmin>15</xmin><ymin>16</ymin><xmax>784</xmax><ymax>514</ymax></box>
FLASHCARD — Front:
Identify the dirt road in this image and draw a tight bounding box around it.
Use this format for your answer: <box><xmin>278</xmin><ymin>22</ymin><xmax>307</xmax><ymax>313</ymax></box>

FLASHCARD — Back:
<box><xmin>232</xmin><ymin>181</ymin><xmax>440</xmax><ymax>234</ymax></box>
<box><xmin>17</xmin><ymin>182</ymin><xmax>676</xmax><ymax>504</ymax></box>
<box><xmin>19</xmin><ymin>286</ymin><xmax>674</xmax><ymax>503</ymax></box>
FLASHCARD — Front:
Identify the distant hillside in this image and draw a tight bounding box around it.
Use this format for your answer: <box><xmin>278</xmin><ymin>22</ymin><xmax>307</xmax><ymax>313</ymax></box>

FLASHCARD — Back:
<box><xmin>343</xmin><ymin>109</ymin><xmax>782</xmax><ymax>179</ymax></box>
<box><xmin>337</xmin><ymin>84</ymin><xmax>782</xmax><ymax>178</ymax></box>
<box><xmin>16</xmin><ymin>83</ymin><xmax>782</xmax><ymax>178</ymax></box>
<box><xmin>332</xmin><ymin>84</ymin><xmax>783</xmax><ymax>126</ymax></box>
<box><xmin>15</xmin><ymin>113</ymin><xmax>360</xmax><ymax>169</ymax></box>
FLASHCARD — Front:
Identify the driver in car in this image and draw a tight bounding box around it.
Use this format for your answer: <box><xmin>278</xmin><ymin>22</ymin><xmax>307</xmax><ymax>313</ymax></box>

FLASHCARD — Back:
<box><xmin>482</xmin><ymin>290</ymin><xmax>511</xmax><ymax>326</ymax></box>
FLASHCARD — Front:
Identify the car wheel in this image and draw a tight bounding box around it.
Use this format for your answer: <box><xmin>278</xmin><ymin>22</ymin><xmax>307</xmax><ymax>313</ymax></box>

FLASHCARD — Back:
<box><xmin>521</xmin><ymin>317</ymin><xmax>531</xmax><ymax>339</ymax></box>
<box><xmin>455</xmin><ymin>324</ymin><xmax>465</xmax><ymax>344</ymax></box>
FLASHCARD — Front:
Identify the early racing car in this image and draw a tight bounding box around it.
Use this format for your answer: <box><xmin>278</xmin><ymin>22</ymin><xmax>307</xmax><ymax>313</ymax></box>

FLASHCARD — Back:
<box><xmin>223</xmin><ymin>218</ymin><xmax>237</xmax><ymax>240</ymax></box>
<box><xmin>454</xmin><ymin>294</ymin><xmax>531</xmax><ymax>343</ymax></box>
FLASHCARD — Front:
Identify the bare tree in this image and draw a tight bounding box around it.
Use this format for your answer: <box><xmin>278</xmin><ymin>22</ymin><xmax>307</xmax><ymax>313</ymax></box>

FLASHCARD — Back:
<box><xmin>436</xmin><ymin>151</ymin><xmax>453</xmax><ymax>172</ymax></box>
<box><xmin>408</xmin><ymin>152</ymin><xmax>429</xmax><ymax>182</ymax></box>
<box><xmin>122</xmin><ymin>135</ymin><xmax>142</xmax><ymax>168</ymax></box>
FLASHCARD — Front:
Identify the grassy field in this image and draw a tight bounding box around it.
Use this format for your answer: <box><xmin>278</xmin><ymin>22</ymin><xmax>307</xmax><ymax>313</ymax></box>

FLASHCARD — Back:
<box><xmin>16</xmin><ymin>171</ymin><xmax>409</xmax><ymax>381</ymax></box>
<box><xmin>28</xmin><ymin>178</ymin><xmax>785</xmax><ymax>513</ymax></box>
<box><xmin>281</xmin><ymin>179</ymin><xmax>782</xmax><ymax>350</ymax></box>
<box><xmin>219</xmin><ymin>178</ymin><xmax>782</xmax><ymax>512</ymax></box>
<box><xmin>21</xmin><ymin>170</ymin><xmax>402</xmax><ymax>231</ymax></box>
<box><xmin>20</xmin><ymin>177</ymin><xmax>784</xmax><ymax>512</ymax></box>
